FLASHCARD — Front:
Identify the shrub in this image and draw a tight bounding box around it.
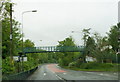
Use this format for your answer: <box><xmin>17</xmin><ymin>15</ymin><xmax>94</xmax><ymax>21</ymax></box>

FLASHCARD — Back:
<box><xmin>80</xmin><ymin>62</ymin><xmax>114</xmax><ymax>69</ymax></box>
<box><xmin>68</xmin><ymin>62</ymin><xmax>77</xmax><ymax>68</ymax></box>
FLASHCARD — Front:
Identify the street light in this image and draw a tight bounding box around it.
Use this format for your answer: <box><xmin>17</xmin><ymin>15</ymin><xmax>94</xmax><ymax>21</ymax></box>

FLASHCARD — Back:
<box><xmin>71</xmin><ymin>31</ymin><xmax>81</xmax><ymax>33</ymax></box>
<box><xmin>21</xmin><ymin>10</ymin><xmax>37</xmax><ymax>71</ymax></box>
<box><xmin>22</xmin><ymin>10</ymin><xmax>37</xmax><ymax>50</ymax></box>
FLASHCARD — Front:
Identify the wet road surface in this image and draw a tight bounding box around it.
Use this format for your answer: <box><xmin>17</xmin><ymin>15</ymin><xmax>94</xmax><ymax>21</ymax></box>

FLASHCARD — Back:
<box><xmin>27</xmin><ymin>64</ymin><xmax>118</xmax><ymax>80</ymax></box>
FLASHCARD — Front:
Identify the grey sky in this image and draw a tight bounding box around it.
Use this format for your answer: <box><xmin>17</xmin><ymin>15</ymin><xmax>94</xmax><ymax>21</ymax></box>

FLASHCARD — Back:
<box><xmin>12</xmin><ymin>0</ymin><xmax>118</xmax><ymax>46</ymax></box>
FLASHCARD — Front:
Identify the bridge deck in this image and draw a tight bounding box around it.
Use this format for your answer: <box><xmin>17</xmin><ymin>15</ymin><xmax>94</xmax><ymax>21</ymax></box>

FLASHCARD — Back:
<box><xmin>18</xmin><ymin>46</ymin><xmax>84</xmax><ymax>54</ymax></box>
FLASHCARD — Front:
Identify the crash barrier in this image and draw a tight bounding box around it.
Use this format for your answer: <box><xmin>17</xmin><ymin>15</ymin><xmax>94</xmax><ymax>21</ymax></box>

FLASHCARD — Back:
<box><xmin>2</xmin><ymin>66</ymin><xmax>38</xmax><ymax>80</ymax></box>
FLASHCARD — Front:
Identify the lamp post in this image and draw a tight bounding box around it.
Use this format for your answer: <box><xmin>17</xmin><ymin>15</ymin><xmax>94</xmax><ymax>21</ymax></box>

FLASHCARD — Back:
<box><xmin>22</xmin><ymin>10</ymin><xmax>37</xmax><ymax>54</ymax></box>
<box><xmin>21</xmin><ymin>10</ymin><xmax>37</xmax><ymax>71</ymax></box>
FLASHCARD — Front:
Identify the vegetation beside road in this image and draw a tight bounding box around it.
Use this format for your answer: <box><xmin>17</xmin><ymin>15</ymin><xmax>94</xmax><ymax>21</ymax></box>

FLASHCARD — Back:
<box><xmin>1</xmin><ymin>0</ymin><xmax>58</xmax><ymax>75</ymax></box>
<box><xmin>61</xmin><ymin>62</ymin><xmax>119</xmax><ymax>72</ymax></box>
<box><xmin>1</xmin><ymin>0</ymin><xmax>120</xmax><ymax>76</ymax></box>
<box><xmin>56</xmin><ymin>24</ymin><xmax>120</xmax><ymax>72</ymax></box>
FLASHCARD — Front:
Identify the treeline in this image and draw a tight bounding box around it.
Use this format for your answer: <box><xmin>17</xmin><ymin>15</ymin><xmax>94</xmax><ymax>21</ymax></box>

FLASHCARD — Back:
<box><xmin>56</xmin><ymin>23</ymin><xmax>120</xmax><ymax>69</ymax></box>
<box><xmin>82</xmin><ymin>25</ymin><xmax>120</xmax><ymax>64</ymax></box>
<box><xmin>1</xmin><ymin>0</ymin><xmax>57</xmax><ymax>75</ymax></box>
<box><xmin>1</xmin><ymin>0</ymin><xmax>120</xmax><ymax>74</ymax></box>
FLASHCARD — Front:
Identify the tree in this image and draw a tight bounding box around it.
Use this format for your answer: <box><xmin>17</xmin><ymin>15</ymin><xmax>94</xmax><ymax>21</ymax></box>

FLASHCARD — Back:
<box><xmin>86</xmin><ymin>36</ymin><xmax>96</xmax><ymax>57</ymax></box>
<box><xmin>82</xmin><ymin>28</ymin><xmax>91</xmax><ymax>62</ymax></box>
<box><xmin>2</xmin><ymin>1</ymin><xmax>21</xmax><ymax>59</ymax></box>
<box><xmin>57</xmin><ymin>36</ymin><xmax>76</xmax><ymax>47</ymax></box>
<box><xmin>24</xmin><ymin>39</ymin><xmax>34</xmax><ymax>47</ymax></box>
<box><xmin>107</xmin><ymin>23</ymin><xmax>120</xmax><ymax>52</ymax></box>
<box><xmin>82</xmin><ymin>28</ymin><xmax>91</xmax><ymax>47</ymax></box>
<box><xmin>92</xmin><ymin>31</ymin><xmax>117</xmax><ymax>63</ymax></box>
<box><xmin>1</xmin><ymin>0</ymin><xmax>23</xmax><ymax>74</ymax></box>
<box><xmin>57</xmin><ymin>36</ymin><xmax>81</xmax><ymax>66</ymax></box>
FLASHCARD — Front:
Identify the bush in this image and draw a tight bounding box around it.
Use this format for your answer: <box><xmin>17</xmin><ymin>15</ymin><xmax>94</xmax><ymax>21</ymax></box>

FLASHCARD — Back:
<box><xmin>80</xmin><ymin>62</ymin><xmax>97</xmax><ymax>69</ymax></box>
<box><xmin>80</xmin><ymin>62</ymin><xmax>114</xmax><ymax>69</ymax></box>
<box><xmin>2</xmin><ymin>57</ymin><xmax>16</xmax><ymax>75</ymax></box>
<box><xmin>68</xmin><ymin>62</ymin><xmax>77</xmax><ymax>68</ymax></box>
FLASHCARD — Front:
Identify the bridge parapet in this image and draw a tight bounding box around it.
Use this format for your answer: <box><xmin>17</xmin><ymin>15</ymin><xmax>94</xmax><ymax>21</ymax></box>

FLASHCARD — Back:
<box><xmin>19</xmin><ymin>46</ymin><xmax>84</xmax><ymax>54</ymax></box>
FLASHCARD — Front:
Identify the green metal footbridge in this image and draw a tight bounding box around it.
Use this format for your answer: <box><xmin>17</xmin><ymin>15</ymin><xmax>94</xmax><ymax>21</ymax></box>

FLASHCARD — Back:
<box><xmin>19</xmin><ymin>46</ymin><xmax>85</xmax><ymax>54</ymax></box>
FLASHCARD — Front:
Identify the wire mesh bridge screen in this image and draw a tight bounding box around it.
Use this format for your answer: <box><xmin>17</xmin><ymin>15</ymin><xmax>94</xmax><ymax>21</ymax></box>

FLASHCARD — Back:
<box><xmin>19</xmin><ymin>46</ymin><xmax>84</xmax><ymax>54</ymax></box>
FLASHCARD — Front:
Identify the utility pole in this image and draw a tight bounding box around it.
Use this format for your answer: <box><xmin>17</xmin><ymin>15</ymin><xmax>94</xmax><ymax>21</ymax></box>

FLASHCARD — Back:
<box><xmin>10</xmin><ymin>3</ymin><xmax>13</xmax><ymax>65</ymax></box>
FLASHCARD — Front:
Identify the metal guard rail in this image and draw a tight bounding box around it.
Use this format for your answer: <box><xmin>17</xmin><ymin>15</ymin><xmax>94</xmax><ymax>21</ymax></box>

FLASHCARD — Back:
<box><xmin>2</xmin><ymin>66</ymin><xmax>38</xmax><ymax>80</ymax></box>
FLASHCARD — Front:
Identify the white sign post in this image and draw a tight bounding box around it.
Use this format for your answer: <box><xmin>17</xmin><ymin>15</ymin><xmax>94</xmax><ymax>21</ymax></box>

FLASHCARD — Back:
<box><xmin>23</xmin><ymin>57</ymin><xmax>27</xmax><ymax>62</ymax></box>
<box><xmin>13</xmin><ymin>56</ymin><xmax>27</xmax><ymax>62</ymax></box>
<box><xmin>20</xmin><ymin>57</ymin><xmax>27</xmax><ymax>62</ymax></box>
<box><xmin>13</xmin><ymin>56</ymin><xmax>19</xmax><ymax>62</ymax></box>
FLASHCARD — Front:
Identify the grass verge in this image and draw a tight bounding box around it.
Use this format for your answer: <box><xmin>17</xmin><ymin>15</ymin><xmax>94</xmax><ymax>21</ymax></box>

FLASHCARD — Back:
<box><xmin>61</xmin><ymin>63</ymin><xmax>120</xmax><ymax>72</ymax></box>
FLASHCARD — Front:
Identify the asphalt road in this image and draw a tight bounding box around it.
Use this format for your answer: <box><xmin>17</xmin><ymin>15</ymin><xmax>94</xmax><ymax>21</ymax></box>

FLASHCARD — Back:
<box><xmin>27</xmin><ymin>64</ymin><xmax>118</xmax><ymax>81</ymax></box>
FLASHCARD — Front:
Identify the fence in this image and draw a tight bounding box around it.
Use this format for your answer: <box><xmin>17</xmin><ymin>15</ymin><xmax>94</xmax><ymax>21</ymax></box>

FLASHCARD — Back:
<box><xmin>2</xmin><ymin>66</ymin><xmax>38</xmax><ymax>80</ymax></box>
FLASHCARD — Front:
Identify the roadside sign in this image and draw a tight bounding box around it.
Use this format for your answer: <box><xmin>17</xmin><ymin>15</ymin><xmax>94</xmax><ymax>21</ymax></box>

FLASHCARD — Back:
<box><xmin>13</xmin><ymin>56</ymin><xmax>19</xmax><ymax>61</ymax></box>
<box><xmin>13</xmin><ymin>56</ymin><xmax>27</xmax><ymax>62</ymax></box>
<box><xmin>23</xmin><ymin>57</ymin><xmax>27</xmax><ymax>61</ymax></box>
<box><xmin>20</xmin><ymin>57</ymin><xmax>27</xmax><ymax>62</ymax></box>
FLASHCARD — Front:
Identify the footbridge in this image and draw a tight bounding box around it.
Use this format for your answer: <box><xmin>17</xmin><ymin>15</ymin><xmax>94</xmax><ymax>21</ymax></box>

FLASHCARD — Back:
<box><xmin>19</xmin><ymin>46</ymin><xmax>85</xmax><ymax>54</ymax></box>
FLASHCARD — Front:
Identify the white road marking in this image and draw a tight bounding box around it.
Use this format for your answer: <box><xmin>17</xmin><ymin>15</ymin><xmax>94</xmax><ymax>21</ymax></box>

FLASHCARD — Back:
<box><xmin>86</xmin><ymin>72</ymin><xmax>91</xmax><ymax>73</ymax></box>
<box><xmin>56</xmin><ymin>75</ymin><xmax>62</xmax><ymax>80</ymax></box>
<box><xmin>63</xmin><ymin>73</ymin><xmax>66</xmax><ymax>75</ymax></box>
<box><xmin>100</xmin><ymin>73</ymin><xmax>103</xmax><ymax>75</ymax></box>
<box><xmin>104</xmin><ymin>74</ymin><xmax>110</xmax><ymax>76</ymax></box>
<box><xmin>44</xmin><ymin>73</ymin><xmax>46</xmax><ymax>76</ymax></box>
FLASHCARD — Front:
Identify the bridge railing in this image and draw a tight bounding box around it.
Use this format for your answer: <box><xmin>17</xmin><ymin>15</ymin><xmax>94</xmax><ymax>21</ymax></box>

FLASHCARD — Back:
<box><xmin>19</xmin><ymin>46</ymin><xmax>85</xmax><ymax>53</ymax></box>
<box><xmin>57</xmin><ymin>46</ymin><xmax>85</xmax><ymax>52</ymax></box>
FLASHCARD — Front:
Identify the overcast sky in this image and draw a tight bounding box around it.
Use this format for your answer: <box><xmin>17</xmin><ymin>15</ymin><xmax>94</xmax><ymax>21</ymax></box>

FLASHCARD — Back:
<box><xmin>12</xmin><ymin>0</ymin><xmax>118</xmax><ymax>47</ymax></box>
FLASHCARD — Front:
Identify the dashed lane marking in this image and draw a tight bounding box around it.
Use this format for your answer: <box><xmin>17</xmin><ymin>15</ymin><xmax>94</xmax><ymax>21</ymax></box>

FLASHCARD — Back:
<box><xmin>100</xmin><ymin>73</ymin><xmax>103</xmax><ymax>75</ymax></box>
<box><xmin>43</xmin><ymin>73</ymin><xmax>46</xmax><ymax>76</ymax></box>
<box><xmin>114</xmin><ymin>73</ymin><xmax>117</xmax><ymax>74</ymax></box>
<box><xmin>86</xmin><ymin>72</ymin><xmax>94</xmax><ymax>74</ymax></box>
<box><xmin>63</xmin><ymin>73</ymin><xmax>66</xmax><ymax>75</ymax></box>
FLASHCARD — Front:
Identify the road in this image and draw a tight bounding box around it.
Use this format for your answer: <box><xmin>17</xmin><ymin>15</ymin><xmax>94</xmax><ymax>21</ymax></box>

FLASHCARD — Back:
<box><xmin>27</xmin><ymin>64</ymin><xmax>118</xmax><ymax>81</ymax></box>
